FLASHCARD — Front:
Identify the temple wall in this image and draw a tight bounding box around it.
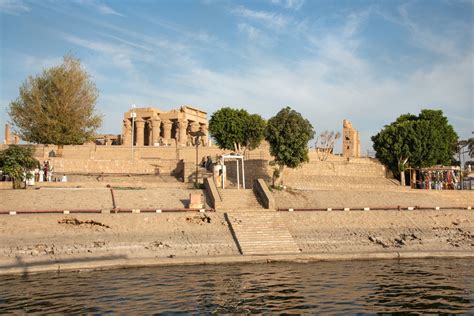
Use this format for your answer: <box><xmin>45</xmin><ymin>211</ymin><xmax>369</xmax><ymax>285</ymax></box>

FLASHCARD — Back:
<box><xmin>51</xmin><ymin>158</ymin><xmax>180</xmax><ymax>175</ymax></box>
<box><xmin>9</xmin><ymin>144</ymin><xmax>228</xmax><ymax>162</ymax></box>
<box><xmin>0</xmin><ymin>144</ymin><xmax>383</xmax><ymax>184</ymax></box>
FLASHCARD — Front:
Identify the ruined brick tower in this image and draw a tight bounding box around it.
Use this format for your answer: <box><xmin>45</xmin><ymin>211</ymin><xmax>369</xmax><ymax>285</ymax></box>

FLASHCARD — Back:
<box><xmin>342</xmin><ymin>119</ymin><xmax>360</xmax><ymax>158</ymax></box>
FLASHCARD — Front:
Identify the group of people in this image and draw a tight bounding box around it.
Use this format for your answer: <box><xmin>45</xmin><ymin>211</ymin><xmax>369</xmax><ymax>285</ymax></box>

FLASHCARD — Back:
<box><xmin>0</xmin><ymin>160</ymin><xmax>62</xmax><ymax>185</ymax></box>
<box><xmin>26</xmin><ymin>161</ymin><xmax>66</xmax><ymax>185</ymax></box>
<box><xmin>416</xmin><ymin>169</ymin><xmax>460</xmax><ymax>190</ymax></box>
<box><xmin>32</xmin><ymin>161</ymin><xmax>54</xmax><ymax>183</ymax></box>
<box><xmin>200</xmin><ymin>156</ymin><xmax>213</xmax><ymax>170</ymax></box>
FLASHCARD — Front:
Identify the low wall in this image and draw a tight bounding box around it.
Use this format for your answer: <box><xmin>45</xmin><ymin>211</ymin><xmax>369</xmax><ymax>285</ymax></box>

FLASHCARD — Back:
<box><xmin>253</xmin><ymin>179</ymin><xmax>275</xmax><ymax>209</ymax></box>
<box><xmin>52</xmin><ymin>158</ymin><xmax>181</xmax><ymax>175</ymax></box>
<box><xmin>183</xmin><ymin>161</ymin><xmax>196</xmax><ymax>183</ymax></box>
<box><xmin>204</xmin><ymin>177</ymin><xmax>221</xmax><ymax>209</ymax></box>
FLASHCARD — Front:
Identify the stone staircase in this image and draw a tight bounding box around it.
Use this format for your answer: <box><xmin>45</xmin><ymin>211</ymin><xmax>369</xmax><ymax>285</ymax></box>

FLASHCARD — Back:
<box><xmin>218</xmin><ymin>188</ymin><xmax>263</xmax><ymax>210</ymax></box>
<box><xmin>226</xmin><ymin>211</ymin><xmax>301</xmax><ymax>255</ymax></box>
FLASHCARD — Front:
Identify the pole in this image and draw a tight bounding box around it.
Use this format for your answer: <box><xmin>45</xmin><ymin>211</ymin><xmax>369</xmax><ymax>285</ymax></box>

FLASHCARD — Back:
<box><xmin>242</xmin><ymin>157</ymin><xmax>245</xmax><ymax>189</ymax></box>
<box><xmin>131</xmin><ymin>105</ymin><xmax>136</xmax><ymax>160</ymax></box>
<box><xmin>236</xmin><ymin>158</ymin><xmax>240</xmax><ymax>189</ymax></box>
<box><xmin>221</xmin><ymin>158</ymin><xmax>225</xmax><ymax>189</ymax></box>
<box><xmin>195</xmin><ymin>137</ymin><xmax>200</xmax><ymax>188</ymax></box>
<box><xmin>459</xmin><ymin>143</ymin><xmax>463</xmax><ymax>190</ymax></box>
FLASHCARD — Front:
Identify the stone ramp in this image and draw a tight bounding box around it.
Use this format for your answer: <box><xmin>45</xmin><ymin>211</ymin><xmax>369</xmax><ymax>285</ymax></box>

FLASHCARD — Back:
<box><xmin>218</xmin><ymin>189</ymin><xmax>263</xmax><ymax>210</ymax></box>
<box><xmin>284</xmin><ymin>175</ymin><xmax>406</xmax><ymax>191</ymax></box>
<box><xmin>282</xmin><ymin>160</ymin><xmax>406</xmax><ymax>191</ymax></box>
<box><xmin>226</xmin><ymin>211</ymin><xmax>301</xmax><ymax>255</ymax></box>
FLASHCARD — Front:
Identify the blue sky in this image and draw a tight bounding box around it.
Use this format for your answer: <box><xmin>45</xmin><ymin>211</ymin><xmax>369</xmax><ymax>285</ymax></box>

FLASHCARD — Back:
<box><xmin>0</xmin><ymin>0</ymin><xmax>472</xmax><ymax>153</ymax></box>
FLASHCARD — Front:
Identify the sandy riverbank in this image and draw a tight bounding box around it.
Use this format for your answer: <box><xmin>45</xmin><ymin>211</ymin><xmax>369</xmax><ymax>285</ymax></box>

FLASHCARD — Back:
<box><xmin>0</xmin><ymin>209</ymin><xmax>472</xmax><ymax>275</ymax></box>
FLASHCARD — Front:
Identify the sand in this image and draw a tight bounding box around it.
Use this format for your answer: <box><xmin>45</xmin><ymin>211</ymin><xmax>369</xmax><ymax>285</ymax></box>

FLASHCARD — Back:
<box><xmin>282</xmin><ymin>210</ymin><xmax>474</xmax><ymax>253</ymax></box>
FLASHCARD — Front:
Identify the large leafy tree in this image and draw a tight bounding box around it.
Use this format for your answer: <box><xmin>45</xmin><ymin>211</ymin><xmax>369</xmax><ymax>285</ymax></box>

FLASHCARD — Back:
<box><xmin>9</xmin><ymin>55</ymin><xmax>102</xmax><ymax>145</ymax></box>
<box><xmin>265</xmin><ymin>107</ymin><xmax>314</xmax><ymax>185</ymax></box>
<box><xmin>209</xmin><ymin>107</ymin><xmax>266</xmax><ymax>153</ymax></box>
<box><xmin>0</xmin><ymin>145</ymin><xmax>39</xmax><ymax>189</ymax></box>
<box><xmin>372</xmin><ymin>109</ymin><xmax>458</xmax><ymax>186</ymax></box>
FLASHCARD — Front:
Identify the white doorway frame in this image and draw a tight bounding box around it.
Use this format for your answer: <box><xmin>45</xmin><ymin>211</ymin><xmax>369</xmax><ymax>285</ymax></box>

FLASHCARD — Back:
<box><xmin>221</xmin><ymin>154</ymin><xmax>245</xmax><ymax>189</ymax></box>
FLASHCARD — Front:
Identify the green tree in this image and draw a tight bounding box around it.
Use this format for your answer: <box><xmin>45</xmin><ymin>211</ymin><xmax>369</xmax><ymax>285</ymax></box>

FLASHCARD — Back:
<box><xmin>209</xmin><ymin>107</ymin><xmax>266</xmax><ymax>153</ymax></box>
<box><xmin>0</xmin><ymin>145</ymin><xmax>39</xmax><ymax>189</ymax></box>
<box><xmin>9</xmin><ymin>55</ymin><xmax>102</xmax><ymax>145</ymax></box>
<box><xmin>372</xmin><ymin>109</ymin><xmax>458</xmax><ymax>186</ymax></box>
<box><xmin>265</xmin><ymin>107</ymin><xmax>315</xmax><ymax>186</ymax></box>
<box><xmin>371</xmin><ymin>120</ymin><xmax>418</xmax><ymax>186</ymax></box>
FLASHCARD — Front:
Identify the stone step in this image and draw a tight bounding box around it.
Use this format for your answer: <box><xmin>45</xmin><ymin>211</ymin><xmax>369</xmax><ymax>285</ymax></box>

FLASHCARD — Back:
<box><xmin>226</xmin><ymin>211</ymin><xmax>300</xmax><ymax>255</ymax></box>
<box><xmin>218</xmin><ymin>189</ymin><xmax>263</xmax><ymax>210</ymax></box>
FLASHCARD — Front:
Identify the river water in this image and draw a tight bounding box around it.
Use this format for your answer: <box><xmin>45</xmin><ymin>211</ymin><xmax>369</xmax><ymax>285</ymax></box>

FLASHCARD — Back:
<box><xmin>1</xmin><ymin>258</ymin><xmax>473</xmax><ymax>314</ymax></box>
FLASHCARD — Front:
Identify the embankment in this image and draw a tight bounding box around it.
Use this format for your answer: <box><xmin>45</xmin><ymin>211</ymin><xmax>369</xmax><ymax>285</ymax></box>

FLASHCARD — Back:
<box><xmin>0</xmin><ymin>209</ymin><xmax>472</xmax><ymax>275</ymax></box>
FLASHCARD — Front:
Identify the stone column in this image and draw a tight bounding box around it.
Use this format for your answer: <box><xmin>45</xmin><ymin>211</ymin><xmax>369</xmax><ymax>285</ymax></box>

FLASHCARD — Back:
<box><xmin>200</xmin><ymin>124</ymin><xmax>209</xmax><ymax>146</ymax></box>
<box><xmin>189</xmin><ymin>121</ymin><xmax>200</xmax><ymax>146</ymax></box>
<box><xmin>178</xmin><ymin>119</ymin><xmax>188</xmax><ymax>146</ymax></box>
<box><xmin>190</xmin><ymin>121</ymin><xmax>200</xmax><ymax>133</ymax></box>
<box><xmin>13</xmin><ymin>135</ymin><xmax>20</xmax><ymax>144</ymax></box>
<box><xmin>4</xmin><ymin>124</ymin><xmax>11</xmax><ymax>145</ymax></box>
<box><xmin>151</xmin><ymin>118</ymin><xmax>161</xmax><ymax>146</ymax></box>
<box><xmin>135</xmin><ymin>118</ymin><xmax>145</xmax><ymax>147</ymax></box>
<box><xmin>122</xmin><ymin>119</ymin><xmax>131</xmax><ymax>146</ymax></box>
<box><xmin>162</xmin><ymin>120</ymin><xmax>172</xmax><ymax>146</ymax></box>
<box><xmin>146</xmin><ymin>120</ymin><xmax>153</xmax><ymax>146</ymax></box>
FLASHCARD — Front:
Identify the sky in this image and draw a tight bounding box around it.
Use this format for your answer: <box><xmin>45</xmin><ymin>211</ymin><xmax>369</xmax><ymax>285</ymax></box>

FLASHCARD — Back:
<box><xmin>0</xmin><ymin>0</ymin><xmax>473</xmax><ymax>153</ymax></box>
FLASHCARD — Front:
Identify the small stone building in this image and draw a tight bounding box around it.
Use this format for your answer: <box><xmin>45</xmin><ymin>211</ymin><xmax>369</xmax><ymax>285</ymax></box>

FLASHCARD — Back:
<box><xmin>122</xmin><ymin>106</ymin><xmax>209</xmax><ymax>147</ymax></box>
<box><xmin>342</xmin><ymin>119</ymin><xmax>360</xmax><ymax>158</ymax></box>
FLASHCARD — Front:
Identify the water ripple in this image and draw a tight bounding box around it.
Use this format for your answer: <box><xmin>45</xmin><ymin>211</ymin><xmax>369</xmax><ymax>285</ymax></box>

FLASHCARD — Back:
<box><xmin>0</xmin><ymin>259</ymin><xmax>473</xmax><ymax>313</ymax></box>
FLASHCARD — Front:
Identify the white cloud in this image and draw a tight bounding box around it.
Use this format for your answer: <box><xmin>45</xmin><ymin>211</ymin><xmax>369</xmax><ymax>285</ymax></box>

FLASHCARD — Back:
<box><xmin>238</xmin><ymin>23</ymin><xmax>260</xmax><ymax>40</ymax></box>
<box><xmin>237</xmin><ymin>23</ymin><xmax>275</xmax><ymax>46</ymax></box>
<box><xmin>22</xmin><ymin>55</ymin><xmax>63</xmax><ymax>73</ymax></box>
<box><xmin>61</xmin><ymin>34</ymin><xmax>147</xmax><ymax>71</ymax></box>
<box><xmin>397</xmin><ymin>4</ymin><xmax>459</xmax><ymax>58</ymax></box>
<box><xmin>38</xmin><ymin>5</ymin><xmax>470</xmax><ymax>152</ymax></box>
<box><xmin>232</xmin><ymin>6</ymin><xmax>289</xmax><ymax>29</ymax></box>
<box><xmin>375</xmin><ymin>3</ymin><xmax>464</xmax><ymax>59</ymax></box>
<box><xmin>108</xmin><ymin>8</ymin><xmax>470</xmax><ymax>152</ymax></box>
<box><xmin>0</xmin><ymin>0</ymin><xmax>29</xmax><ymax>15</ymax></box>
<box><xmin>73</xmin><ymin>0</ymin><xmax>123</xmax><ymax>16</ymax></box>
<box><xmin>95</xmin><ymin>2</ymin><xmax>122</xmax><ymax>16</ymax></box>
<box><xmin>271</xmin><ymin>0</ymin><xmax>304</xmax><ymax>10</ymax></box>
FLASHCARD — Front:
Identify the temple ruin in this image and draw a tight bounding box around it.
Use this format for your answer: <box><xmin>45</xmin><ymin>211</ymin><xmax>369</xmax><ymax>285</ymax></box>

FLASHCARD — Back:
<box><xmin>121</xmin><ymin>106</ymin><xmax>209</xmax><ymax>147</ymax></box>
<box><xmin>3</xmin><ymin>124</ymin><xmax>19</xmax><ymax>145</ymax></box>
<box><xmin>342</xmin><ymin>119</ymin><xmax>360</xmax><ymax>158</ymax></box>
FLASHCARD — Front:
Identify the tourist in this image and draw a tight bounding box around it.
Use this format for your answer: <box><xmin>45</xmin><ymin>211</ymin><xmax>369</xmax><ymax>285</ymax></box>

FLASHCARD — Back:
<box><xmin>48</xmin><ymin>167</ymin><xmax>54</xmax><ymax>182</ymax></box>
<box><xmin>205</xmin><ymin>156</ymin><xmax>213</xmax><ymax>170</ymax></box>
<box><xmin>43</xmin><ymin>161</ymin><xmax>49</xmax><ymax>181</ymax></box>
<box><xmin>38</xmin><ymin>168</ymin><xmax>44</xmax><ymax>182</ymax></box>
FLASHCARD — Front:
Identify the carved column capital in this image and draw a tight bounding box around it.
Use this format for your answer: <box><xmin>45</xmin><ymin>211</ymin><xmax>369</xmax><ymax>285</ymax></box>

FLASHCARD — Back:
<box><xmin>190</xmin><ymin>121</ymin><xmax>200</xmax><ymax>133</ymax></box>
<box><xmin>151</xmin><ymin>117</ymin><xmax>161</xmax><ymax>126</ymax></box>
<box><xmin>135</xmin><ymin>118</ymin><xmax>145</xmax><ymax>128</ymax></box>
<box><xmin>178</xmin><ymin>119</ymin><xmax>188</xmax><ymax>128</ymax></box>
